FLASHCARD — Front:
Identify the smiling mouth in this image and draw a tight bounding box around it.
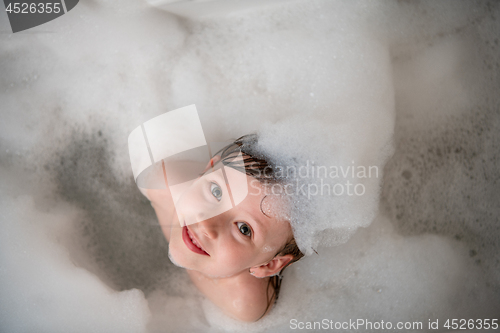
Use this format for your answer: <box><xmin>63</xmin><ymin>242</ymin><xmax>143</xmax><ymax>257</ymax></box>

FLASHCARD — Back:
<box><xmin>182</xmin><ymin>225</ymin><xmax>209</xmax><ymax>256</ymax></box>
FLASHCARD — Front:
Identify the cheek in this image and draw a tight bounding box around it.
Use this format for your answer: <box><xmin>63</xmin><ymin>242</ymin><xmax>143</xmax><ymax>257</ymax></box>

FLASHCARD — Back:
<box><xmin>172</xmin><ymin>177</ymin><xmax>204</xmax><ymax>206</ymax></box>
<box><xmin>174</xmin><ymin>187</ymin><xmax>205</xmax><ymax>222</ymax></box>
<box><xmin>218</xmin><ymin>242</ymin><xmax>256</xmax><ymax>268</ymax></box>
<box><xmin>176</xmin><ymin>186</ymin><xmax>198</xmax><ymax>211</ymax></box>
<box><xmin>168</xmin><ymin>249</ymin><xmax>185</xmax><ymax>268</ymax></box>
<box><xmin>167</xmin><ymin>229</ymin><xmax>183</xmax><ymax>257</ymax></box>
<box><xmin>261</xmin><ymin>245</ymin><xmax>278</xmax><ymax>254</ymax></box>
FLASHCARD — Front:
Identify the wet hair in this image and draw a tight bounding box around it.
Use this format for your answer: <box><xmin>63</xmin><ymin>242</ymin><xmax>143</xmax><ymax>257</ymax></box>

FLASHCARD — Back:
<box><xmin>214</xmin><ymin>134</ymin><xmax>305</xmax><ymax>319</ymax></box>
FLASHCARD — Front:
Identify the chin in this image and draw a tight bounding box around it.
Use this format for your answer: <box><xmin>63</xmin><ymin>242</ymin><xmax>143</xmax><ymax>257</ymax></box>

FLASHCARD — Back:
<box><xmin>167</xmin><ymin>246</ymin><xmax>187</xmax><ymax>269</ymax></box>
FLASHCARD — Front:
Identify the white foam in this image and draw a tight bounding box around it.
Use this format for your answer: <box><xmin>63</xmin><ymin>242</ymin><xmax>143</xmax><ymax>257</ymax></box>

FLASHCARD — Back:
<box><xmin>0</xmin><ymin>0</ymin><xmax>499</xmax><ymax>331</ymax></box>
<box><xmin>166</xmin><ymin>1</ymin><xmax>396</xmax><ymax>254</ymax></box>
<box><xmin>0</xmin><ymin>189</ymin><xmax>151</xmax><ymax>332</ymax></box>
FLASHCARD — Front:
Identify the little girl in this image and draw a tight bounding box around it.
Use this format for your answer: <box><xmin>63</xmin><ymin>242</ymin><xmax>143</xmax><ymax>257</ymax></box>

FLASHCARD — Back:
<box><xmin>136</xmin><ymin>134</ymin><xmax>304</xmax><ymax>322</ymax></box>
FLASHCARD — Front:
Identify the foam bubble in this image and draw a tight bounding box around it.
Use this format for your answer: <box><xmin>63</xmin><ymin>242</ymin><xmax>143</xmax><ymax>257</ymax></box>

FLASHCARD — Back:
<box><xmin>0</xmin><ymin>188</ymin><xmax>151</xmax><ymax>332</ymax></box>
<box><xmin>1</xmin><ymin>0</ymin><xmax>499</xmax><ymax>331</ymax></box>
<box><xmin>262</xmin><ymin>245</ymin><xmax>277</xmax><ymax>253</ymax></box>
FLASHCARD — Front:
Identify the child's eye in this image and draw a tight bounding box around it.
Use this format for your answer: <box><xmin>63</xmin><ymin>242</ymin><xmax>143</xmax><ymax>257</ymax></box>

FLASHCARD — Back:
<box><xmin>210</xmin><ymin>182</ymin><xmax>222</xmax><ymax>201</ymax></box>
<box><xmin>236</xmin><ymin>222</ymin><xmax>252</xmax><ymax>237</ymax></box>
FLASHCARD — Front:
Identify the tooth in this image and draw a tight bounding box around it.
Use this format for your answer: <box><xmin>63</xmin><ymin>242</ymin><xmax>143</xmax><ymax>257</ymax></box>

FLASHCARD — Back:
<box><xmin>187</xmin><ymin>229</ymin><xmax>205</xmax><ymax>252</ymax></box>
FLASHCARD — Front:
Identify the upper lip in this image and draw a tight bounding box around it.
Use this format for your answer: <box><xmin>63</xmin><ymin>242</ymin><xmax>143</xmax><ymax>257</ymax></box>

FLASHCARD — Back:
<box><xmin>186</xmin><ymin>224</ymin><xmax>209</xmax><ymax>255</ymax></box>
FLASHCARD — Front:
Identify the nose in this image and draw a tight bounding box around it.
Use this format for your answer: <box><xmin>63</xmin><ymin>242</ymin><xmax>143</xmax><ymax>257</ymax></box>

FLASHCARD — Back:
<box><xmin>197</xmin><ymin>215</ymin><xmax>225</xmax><ymax>239</ymax></box>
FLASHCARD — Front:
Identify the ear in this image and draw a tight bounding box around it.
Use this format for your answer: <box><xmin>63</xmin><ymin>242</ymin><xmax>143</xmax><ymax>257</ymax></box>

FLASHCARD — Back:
<box><xmin>251</xmin><ymin>254</ymin><xmax>294</xmax><ymax>278</ymax></box>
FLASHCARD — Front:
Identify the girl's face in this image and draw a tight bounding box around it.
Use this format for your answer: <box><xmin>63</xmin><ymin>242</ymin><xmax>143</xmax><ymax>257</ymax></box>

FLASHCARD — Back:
<box><xmin>166</xmin><ymin>167</ymin><xmax>292</xmax><ymax>278</ymax></box>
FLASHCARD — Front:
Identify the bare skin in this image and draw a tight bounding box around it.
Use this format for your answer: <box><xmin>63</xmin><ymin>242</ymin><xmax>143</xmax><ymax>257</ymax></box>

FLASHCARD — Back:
<box><xmin>144</xmin><ymin>159</ymin><xmax>292</xmax><ymax>322</ymax></box>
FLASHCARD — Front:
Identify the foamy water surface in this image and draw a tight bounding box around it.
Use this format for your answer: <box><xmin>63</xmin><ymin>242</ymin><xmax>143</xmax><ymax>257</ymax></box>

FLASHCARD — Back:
<box><xmin>1</xmin><ymin>0</ymin><xmax>499</xmax><ymax>332</ymax></box>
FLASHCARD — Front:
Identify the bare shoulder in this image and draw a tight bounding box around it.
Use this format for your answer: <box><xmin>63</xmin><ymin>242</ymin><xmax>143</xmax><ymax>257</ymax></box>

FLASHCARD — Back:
<box><xmin>187</xmin><ymin>270</ymin><xmax>275</xmax><ymax>322</ymax></box>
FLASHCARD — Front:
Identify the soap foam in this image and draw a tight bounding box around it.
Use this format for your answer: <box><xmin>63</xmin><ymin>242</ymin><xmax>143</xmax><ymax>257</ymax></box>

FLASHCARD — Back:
<box><xmin>0</xmin><ymin>0</ymin><xmax>499</xmax><ymax>332</ymax></box>
<box><xmin>0</xmin><ymin>187</ymin><xmax>151</xmax><ymax>333</ymax></box>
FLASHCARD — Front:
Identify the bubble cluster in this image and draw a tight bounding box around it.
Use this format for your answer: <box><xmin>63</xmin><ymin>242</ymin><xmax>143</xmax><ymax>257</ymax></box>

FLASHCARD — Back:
<box><xmin>0</xmin><ymin>0</ymin><xmax>499</xmax><ymax>332</ymax></box>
